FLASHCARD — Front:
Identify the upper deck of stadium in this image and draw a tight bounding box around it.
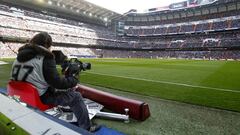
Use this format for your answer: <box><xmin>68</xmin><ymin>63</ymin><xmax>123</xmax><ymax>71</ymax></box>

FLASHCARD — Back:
<box><xmin>0</xmin><ymin>0</ymin><xmax>122</xmax><ymax>26</ymax></box>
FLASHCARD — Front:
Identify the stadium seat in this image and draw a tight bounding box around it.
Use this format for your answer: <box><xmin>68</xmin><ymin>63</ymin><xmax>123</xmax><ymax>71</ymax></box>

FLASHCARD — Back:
<box><xmin>7</xmin><ymin>80</ymin><xmax>54</xmax><ymax>111</ymax></box>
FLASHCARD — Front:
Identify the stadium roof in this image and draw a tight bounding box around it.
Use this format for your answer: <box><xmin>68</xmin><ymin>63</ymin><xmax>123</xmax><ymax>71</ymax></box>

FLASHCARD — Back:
<box><xmin>49</xmin><ymin>0</ymin><xmax>122</xmax><ymax>21</ymax></box>
<box><xmin>0</xmin><ymin>0</ymin><xmax>123</xmax><ymax>26</ymax></box>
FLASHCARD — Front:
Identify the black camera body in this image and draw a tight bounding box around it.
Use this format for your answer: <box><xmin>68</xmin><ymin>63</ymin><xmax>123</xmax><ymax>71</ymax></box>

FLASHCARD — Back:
<box><xmin>61</xmin><ymin>58</ymin><xmax>91</xmax><ymax>76</ymax></box>
<box><xmin>52</xmin><ymin>50</ymin><xmax>91</xmax><ymax>77</ymax></box>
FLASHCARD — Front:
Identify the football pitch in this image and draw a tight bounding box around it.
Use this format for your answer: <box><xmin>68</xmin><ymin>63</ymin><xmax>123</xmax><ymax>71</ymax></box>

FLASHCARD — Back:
<box><xmin>1</xmin><ymin>58</ymin><xmax>240</xmax><ymax>112</ymax></box>
<box><xmin>1</xmin><ymin>58</ymin><xmax>240</xmax><ymax>135</ymax></box>
<box><xmin>80</xmin><ymin>58</ymin><xmax>240</xmax><ymax>112</ymax></box>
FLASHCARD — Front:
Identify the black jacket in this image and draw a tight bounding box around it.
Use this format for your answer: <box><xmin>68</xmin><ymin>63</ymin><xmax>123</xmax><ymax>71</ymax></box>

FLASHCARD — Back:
<box><xmin>17</xmin><ymin>44</ymin><xmax>78</xmax><ymax>90</ymax></box>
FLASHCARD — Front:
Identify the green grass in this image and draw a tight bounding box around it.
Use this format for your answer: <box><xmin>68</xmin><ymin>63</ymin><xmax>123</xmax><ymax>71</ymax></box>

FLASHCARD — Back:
<box><xmin>0</xmin><ymin>60</ymin><xmax>13</xmax><ymax>88</ymax></box>
<box><xmin>79</xmin><ymin>58</ymin><xmax>240</xmax><ymax>112</ymax></box>
<box><xmin>0</xmin><ymin>112</ymin><xmax>29</xmax><ymax>135</ymax></box>
<box><xmin>1</xmin><ymin>58</ymin><xmax>240</xmax><ymax>112</ymax></box>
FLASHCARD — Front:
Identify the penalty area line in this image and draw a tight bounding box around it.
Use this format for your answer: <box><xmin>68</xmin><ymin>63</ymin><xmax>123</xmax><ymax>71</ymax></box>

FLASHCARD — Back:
<box><xmin>87</xmin><ymin>72</ymin><xmax>240</xmax><ymax>93</ymax></box>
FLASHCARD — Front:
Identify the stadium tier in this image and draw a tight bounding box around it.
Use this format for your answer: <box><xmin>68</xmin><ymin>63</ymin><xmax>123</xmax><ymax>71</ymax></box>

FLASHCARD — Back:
<box><xmin>124</xmin><ymin>0</ymin><xmax>240</xmax><ymax>36</ymax></box>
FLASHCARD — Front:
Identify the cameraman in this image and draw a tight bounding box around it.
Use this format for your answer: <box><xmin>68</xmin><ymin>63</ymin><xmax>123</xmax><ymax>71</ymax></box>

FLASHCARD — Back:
<box><xmin>11</xmin><ymin>32</ymin><xmax>97</xmax><ymax>132</ymax></box>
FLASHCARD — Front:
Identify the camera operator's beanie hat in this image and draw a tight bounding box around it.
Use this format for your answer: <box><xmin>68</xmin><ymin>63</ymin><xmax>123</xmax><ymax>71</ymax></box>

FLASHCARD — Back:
<box><xmin>30</xmin><ymin>32</ymin><xmax>52</xmax><ymax>49</ymax></box>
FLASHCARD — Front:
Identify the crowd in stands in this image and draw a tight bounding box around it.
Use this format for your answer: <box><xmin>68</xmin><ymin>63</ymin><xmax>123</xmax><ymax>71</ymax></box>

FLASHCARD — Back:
<box><xmin>1</xmin><ymin>40</ymin><xmax>240</xmax><ymax>60</ymax></box>
<box><xmin>0</xmin><ymin>42</ymin><xmax>22</xmax><ymax>58</ymax></box>
<box><xmin>0</xmin><ymin>12</ymin><xmax>133</xmax><ymax>48</ymax></box>
<box><xmin>125</xmin><ymin>0</ymin><xmax>240</xmax><ymax>36</ymax></box>
<box><xmin>0</xmin><ymin>4</ymin><xmax>121</xmax><ymax>46</ymax></box>
<box><xmin>125</xmin><ymin>10</ymin><xmax>239</xmax><ymax>27</ymax></box>
<box><xmin>0</xmin><ymin>42</ymin><xmax>96</xmax><ymax>58</ymax></box>
<box><xmin>53</xmin><ymin>46</ymin><xmax>96</xmax><ymax>57</ymax></box>
<box><xmin>125</xmin><ymin>17</ymin><xmax>240</xmax><ymax>36</ymax></box>
<box><xmin>0</xmin><ymin>13</ymin><xmax>107</xmax><ymax>44</ymax></box>
<box><xmin>92</xmin><ymin>49</ymin><xmax>240</xmax><ymax>60</ymax></box>
<box><xmin>0</xmin><ymin>4</ymin><xmax>239</xmax><ymax>49</ymax></box>
<box><xmin>124</xmin><ymin>32</ymin><xmax>240</xmax><ymax>49</ymax></box>
<box><xmin>125</xmin><ymin>1</ymin><xmax>239</xmax><ymax>26</ymax></box>
<box><xmin>0</xmin><ymin>4</ymin><xmax>239</xmax><ymax>60</ymax></box>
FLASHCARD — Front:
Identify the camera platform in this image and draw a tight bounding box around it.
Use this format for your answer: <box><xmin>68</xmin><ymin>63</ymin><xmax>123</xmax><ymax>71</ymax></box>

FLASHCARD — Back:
<box><xmin>45</xmin><ymin>98</ymin><xmax>129</xmax><ymax>123</ymax></box>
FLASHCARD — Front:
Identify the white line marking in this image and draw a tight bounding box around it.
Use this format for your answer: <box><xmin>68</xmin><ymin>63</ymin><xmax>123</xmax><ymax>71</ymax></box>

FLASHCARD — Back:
<box><xmin>96</xmin><ymin>60</ymin><xmax>128</xmax><ymax>63</ymax></box>
<box><xmin>0</xmin><ymin>61</ymin><xmax>8</xmax><ymax>65</ymax></box>
<box><xmin>87</xmin><ymin>72</ymin><xmax>240</xmax><ymax>93</ymax></box>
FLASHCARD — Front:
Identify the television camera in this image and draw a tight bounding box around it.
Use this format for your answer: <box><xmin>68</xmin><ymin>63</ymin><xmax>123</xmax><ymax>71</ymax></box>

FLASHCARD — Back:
<box><xmin>52</xmin><ymin>50</ymin><xmax>91</xmax><ymax>77</ymax></box>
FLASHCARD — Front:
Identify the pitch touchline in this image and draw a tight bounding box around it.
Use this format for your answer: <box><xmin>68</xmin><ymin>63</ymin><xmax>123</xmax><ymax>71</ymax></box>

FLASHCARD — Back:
<box><xmin>87</xmin><ymin>72</ymin><xmax>240</xmax><ymax>93</ymax></box>
<box><xmin>0</xmin><ymin>61</ymin><xmax>8</xmax><ymax>65</ymax></box>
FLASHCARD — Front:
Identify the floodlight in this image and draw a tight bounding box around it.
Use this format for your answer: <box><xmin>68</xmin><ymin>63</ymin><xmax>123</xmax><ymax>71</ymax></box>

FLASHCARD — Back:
<box><xmin>48</xmin><ymin>0</ymin><xmax>52</xmax><ymax>5</ymax></box>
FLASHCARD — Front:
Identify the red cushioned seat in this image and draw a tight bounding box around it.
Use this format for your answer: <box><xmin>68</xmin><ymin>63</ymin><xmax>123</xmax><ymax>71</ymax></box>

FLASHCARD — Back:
<box><xmin>7</xmin><ymin>80</ymin><xmax>54</xmax><ymax>111</ymax></box>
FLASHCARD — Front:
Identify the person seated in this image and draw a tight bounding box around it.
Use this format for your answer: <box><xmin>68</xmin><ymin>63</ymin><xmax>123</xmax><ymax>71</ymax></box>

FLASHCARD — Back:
<box><xmin>10</xmin><ymin>32</ymin><xmax>99</xmax><ymax>132</ymax></box>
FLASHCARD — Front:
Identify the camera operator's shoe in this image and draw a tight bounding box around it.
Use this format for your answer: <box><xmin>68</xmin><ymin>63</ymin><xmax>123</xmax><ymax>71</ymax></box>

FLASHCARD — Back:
<box><xmin>89</xmin><ymin>124</ymin><xmax>101</xmax><ymax>132</ymax></box>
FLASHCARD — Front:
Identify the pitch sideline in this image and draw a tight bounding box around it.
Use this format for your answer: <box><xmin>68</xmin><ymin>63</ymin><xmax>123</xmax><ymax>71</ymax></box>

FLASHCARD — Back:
<box><xmin>0</xmin><ymin>61</ymin><xmax>8</xmax><ymax>65</ymax></box>
<box><xmin>87</xmin><ymin>72</ymin><xmax>240</xmax><ymax>93</ymax></box>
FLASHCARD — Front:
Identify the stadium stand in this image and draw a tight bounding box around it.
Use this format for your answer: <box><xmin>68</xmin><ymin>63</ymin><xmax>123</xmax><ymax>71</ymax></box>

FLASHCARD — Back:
<box><xmin>0</xmin><ymin>0</ymin><xmax>240</xmax><ymax>60</ymax></box>
<box><xmin>121</xmin><ymin>0</ymin><xmax>240</xmax><ymax>59</ymax></box>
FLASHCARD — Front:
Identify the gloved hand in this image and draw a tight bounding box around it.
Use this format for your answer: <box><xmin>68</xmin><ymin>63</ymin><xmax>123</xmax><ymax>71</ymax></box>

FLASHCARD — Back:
<box><xmin>64</xmin><ymin>63</ymin><xmax>80</xmax><ymax>77</ymax></box>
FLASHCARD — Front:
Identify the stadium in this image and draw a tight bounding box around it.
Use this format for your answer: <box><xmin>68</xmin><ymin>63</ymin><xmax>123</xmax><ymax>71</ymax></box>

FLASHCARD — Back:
<box><xmin>0</xmin><ymin>0</ymin><xmax>240</xmax><ymax>134</ymax></box>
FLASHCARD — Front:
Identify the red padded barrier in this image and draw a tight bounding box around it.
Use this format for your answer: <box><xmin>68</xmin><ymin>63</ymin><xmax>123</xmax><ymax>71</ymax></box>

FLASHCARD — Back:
<box><xmin>7</xmin><ymin>81</ymin><xmax>54</xmax><ymax>111</ymax></box>
<box><xmin>77</xmin><ymin>85</ymin><xmax>150</xmax><ymax>121</ymax></box>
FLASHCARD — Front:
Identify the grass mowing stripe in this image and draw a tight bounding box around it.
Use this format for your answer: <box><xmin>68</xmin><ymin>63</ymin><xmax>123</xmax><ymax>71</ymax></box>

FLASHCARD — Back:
<box><xmin>82</xmin><ymin>71</ymin><xmax>240</xmax><ymax>112</ymax></box>
<box><xmin>87</xmin><ymin>72</ymin><xmax>240</xmax><ymax>93</ymax></box>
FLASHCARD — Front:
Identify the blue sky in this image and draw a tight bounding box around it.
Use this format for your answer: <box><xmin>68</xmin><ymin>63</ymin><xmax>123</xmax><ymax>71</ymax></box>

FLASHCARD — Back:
<box><xmin>85</xmin><ymin>0</ymin><xmax>185</xmax><ymax>14</ymax></box>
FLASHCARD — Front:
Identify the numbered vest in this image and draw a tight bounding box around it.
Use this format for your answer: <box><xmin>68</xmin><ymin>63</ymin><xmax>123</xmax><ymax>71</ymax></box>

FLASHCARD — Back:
<box><xmin>11</xmin><ymin>55</ymin><xmax>49</xmax><ymax>96</ymax></box>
